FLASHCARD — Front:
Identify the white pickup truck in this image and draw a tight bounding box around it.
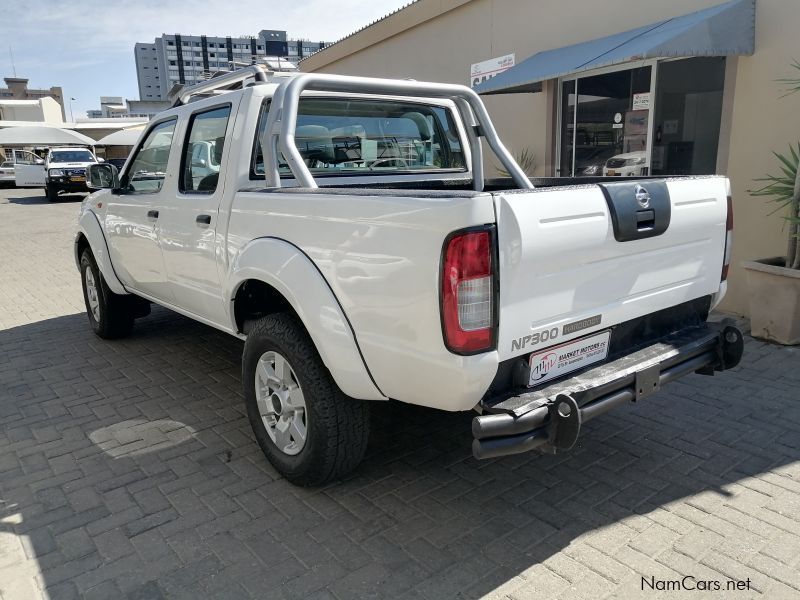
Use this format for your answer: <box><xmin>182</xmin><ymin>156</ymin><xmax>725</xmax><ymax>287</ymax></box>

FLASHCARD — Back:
<box><xmin>77</xmin><ymin>66</ymin><xmax>743</xmax><ymax>485</ymax></box>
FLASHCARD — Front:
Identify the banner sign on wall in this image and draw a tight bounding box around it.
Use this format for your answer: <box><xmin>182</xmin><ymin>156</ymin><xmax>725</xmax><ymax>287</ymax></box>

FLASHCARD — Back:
<box><xmin>470</xmin><ymin>54</ymin><xmax>515</xmax><ymax>88</ymax></box>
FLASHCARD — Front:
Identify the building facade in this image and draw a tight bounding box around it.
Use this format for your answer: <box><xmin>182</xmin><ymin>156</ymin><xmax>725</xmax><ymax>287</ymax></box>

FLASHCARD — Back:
<box><xmin>87</xmin><ymin>97</ymin><xmax>170</xmax><ymax>119</ymax></box>
<box><xmin>0</xmin><ymin>77</ymin><xmax>65</xmax><ymax>120</ymax></box>
<box><xmin>0</xmin><ymin>97</ymin><xmax>64</xmax><ymax>125</ymax></box>
<box><xmin>300</xmin><ymin>0</ymin><xmax>797</xmax><ymax>318</ymax></box>
<box><xmin>135</xmin><ymin>30</ymin><xmax>327</xmax><ymax>100</ymax></box>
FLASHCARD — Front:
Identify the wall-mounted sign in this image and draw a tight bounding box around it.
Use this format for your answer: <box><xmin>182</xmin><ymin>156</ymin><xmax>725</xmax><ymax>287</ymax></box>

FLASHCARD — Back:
<box><xmin>470</xmin><ymin>54</ymin><xmax>515</xmax><ymax>88</ymax></box>
<box><xmin>632</xmin><ymin>92</ymin><xmax>651</xmax><ymax>110</ymax></box>
<box><xmin>663</xmin><ymin>119</ymin><xmax>679</xmax><ymax>135</ymax></box>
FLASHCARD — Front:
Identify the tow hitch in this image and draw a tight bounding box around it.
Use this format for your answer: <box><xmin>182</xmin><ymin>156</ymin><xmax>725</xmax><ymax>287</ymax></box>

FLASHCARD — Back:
<box><xmin>472</xmin><ymin>322</ymin><xmax>744</xmax><ymax>460</ymax></box>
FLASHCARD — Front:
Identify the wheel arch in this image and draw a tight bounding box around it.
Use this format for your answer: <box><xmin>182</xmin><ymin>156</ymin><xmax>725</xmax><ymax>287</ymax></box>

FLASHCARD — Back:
<box><xmin>75</xmin><ymin>210</ymin><xmax>127</xmax><ymax>295</ymax></box>
<box><xmin>229</xmin><ymin>237</ymin><xmax>386</xmax><ymax>401</ymax></box>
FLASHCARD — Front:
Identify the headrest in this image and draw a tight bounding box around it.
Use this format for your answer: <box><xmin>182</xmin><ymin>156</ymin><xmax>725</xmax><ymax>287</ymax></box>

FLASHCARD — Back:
<box><xmin>295</xmin><ymin>125</ymin><xmax>334</xmax><ymax>162</ymax></box>
<box><xmin>213</xmin><ymin>136</ymin><xmax>225</xmax><ymax>163</ymax></box>
<box><xmin>330</xmin><ymin>125</ymin><xmax>366</xmax><ymax>139</ymax></box>
<box><xmin>401</xmin><ymin>112</ymin><xmax>432</xmax><ymax>141</ymax></box>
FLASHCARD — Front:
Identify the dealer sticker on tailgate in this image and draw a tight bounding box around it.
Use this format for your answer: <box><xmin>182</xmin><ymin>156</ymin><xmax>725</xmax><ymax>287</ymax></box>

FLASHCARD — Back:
<box><xmin>529</xmin><ymin>330</ymin><xmax>611</xmax><ymax>387</ymax></box>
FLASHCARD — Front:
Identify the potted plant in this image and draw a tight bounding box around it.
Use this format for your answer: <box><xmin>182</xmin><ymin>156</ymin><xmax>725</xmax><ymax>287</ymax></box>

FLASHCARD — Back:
<box><xmin>743</xmin><ymin>64</ymin><xmax>800</xmax><ymax>344</ymax></box>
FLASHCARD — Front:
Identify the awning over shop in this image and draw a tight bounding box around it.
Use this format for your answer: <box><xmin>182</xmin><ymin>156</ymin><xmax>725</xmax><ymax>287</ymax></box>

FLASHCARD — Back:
<box><xmin>475</xmin><ymin>0</ymin><xmax>755</xmax><ymax>95</ymax></box>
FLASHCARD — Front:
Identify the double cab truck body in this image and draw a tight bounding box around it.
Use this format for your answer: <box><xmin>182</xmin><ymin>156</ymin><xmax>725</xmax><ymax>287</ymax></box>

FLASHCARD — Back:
<box><xmin>76</xmin><ymin>66</ymin><xmax>742</xmax><ymax>484</ymax></box>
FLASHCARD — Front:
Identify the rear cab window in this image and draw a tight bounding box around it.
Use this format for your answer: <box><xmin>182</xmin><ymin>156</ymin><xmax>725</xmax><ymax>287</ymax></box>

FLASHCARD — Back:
<box><xmin>252</xmin><ymin>97</ymin><xmax>466</xmax><ymax>180</ymax></box>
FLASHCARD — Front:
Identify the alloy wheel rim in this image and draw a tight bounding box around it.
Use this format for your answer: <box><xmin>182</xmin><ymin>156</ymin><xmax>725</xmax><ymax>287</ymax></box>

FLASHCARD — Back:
<box><xmin>254</xmin><ymin>351</ymin><xmax>307</xmax><ymax>456</ymax></box>
<box><xmin>85</xmin><ymin>267</ymin><xmax>101</xmax><ymax>322</ymax></box>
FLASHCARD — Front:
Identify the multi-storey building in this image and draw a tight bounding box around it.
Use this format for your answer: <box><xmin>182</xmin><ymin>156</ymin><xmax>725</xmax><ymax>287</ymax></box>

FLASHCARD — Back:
<box><xmin>0</xmin><ymin>77</ymin><xmax>65</xmax><ymax>120</ymax></box>
<box><xmin>135</xmin><ymin>30</ymin><xmax>327</xmax><ymax>101</ymax></box>
<box><xmin>86</xmin><ymin>97</ymin><xmax>170</xmax><ymax>119</ymax></box>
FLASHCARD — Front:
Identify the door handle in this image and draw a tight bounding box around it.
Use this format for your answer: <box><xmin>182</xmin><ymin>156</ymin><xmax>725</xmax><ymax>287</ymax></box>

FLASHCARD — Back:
<box><xmin>196</xmin><ymin>214</ymin><xmax>211</xmax><ymax>226</ymax></box>
<box><xmin>147</xmin><ymin>210</ymin><xmax>159</xmax><ymax>220</ymax></box>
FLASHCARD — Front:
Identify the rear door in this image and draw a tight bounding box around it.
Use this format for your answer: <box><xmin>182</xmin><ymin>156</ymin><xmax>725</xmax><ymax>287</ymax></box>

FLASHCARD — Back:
<box><xmin>157</xmin><ymin>102</ymin><xmax>235</xmax><ymax>326</ymax></box>
<box><xmin>494</xmin><ymin>176</ymin><xmax>728</xmax><ymax>362</ymax></box>
<box><xmin>105</xmin><ymin>117</ymin><xmax>178</xmax><ymax>301</ymax></box>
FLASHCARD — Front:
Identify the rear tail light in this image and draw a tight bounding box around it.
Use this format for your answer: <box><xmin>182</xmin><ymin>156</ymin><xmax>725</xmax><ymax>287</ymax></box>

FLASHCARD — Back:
<box><xmin>722</xmin><ymin>195</ymin><xmax>733</xmax><ymax>281</ymax></box>
<box><xmin>441</xmin><ymin>227</ymin><xmax>496</xmax><ymax>354</ymax></box>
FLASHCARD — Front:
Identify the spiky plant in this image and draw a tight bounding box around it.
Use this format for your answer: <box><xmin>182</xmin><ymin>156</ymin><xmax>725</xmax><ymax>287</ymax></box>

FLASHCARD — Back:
<box><xmin>749</xmin><ymin>144</ymin><xmax>800</xmax><ymax>269</ymax></box>
<box><xmin>496</xmin><ymin>147</ymin><xmax>535</xmax><ymax>178</ymax></box>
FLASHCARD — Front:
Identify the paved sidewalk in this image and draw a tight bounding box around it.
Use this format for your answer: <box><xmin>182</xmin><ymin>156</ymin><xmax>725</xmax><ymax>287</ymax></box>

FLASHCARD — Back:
<box><xmin>1</xmin><ymin>187</ymin><xmax>799</xmax><ymax>600</ymax></box>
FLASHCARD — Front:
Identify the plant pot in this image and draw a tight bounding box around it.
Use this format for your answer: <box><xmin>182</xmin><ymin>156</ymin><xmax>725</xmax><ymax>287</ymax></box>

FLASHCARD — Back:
<box><xmin>742</xmin><ymin>257</ymin><xmax>800</xmax><ymax>345</ymax></box>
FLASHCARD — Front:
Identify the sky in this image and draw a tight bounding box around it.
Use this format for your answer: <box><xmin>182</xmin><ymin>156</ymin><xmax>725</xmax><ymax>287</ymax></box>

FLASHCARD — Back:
<box><xmin>1</xmin><ymin>0</ymin><xmax>411</xmax><ymax>120</ymax></box>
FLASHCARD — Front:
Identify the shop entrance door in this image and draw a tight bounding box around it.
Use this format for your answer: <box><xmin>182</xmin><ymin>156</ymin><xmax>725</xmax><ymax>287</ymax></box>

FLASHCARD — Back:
<box><xmin>559</xmin><ymin>65</ymin><xmax>652</xmax><ymax>177</ymax></box>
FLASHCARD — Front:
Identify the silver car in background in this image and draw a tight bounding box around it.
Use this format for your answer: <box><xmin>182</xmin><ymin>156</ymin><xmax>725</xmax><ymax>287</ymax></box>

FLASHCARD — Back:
<box><xmin>0</xmin><ymin>161</ymin><xmax>16</xmax><ymax>185</ymax></box>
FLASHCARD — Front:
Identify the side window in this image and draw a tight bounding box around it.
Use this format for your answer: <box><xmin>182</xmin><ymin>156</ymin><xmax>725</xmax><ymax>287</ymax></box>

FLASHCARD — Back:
<box><xmin>122</xmin><ymin>118</ymin><xmax>177</xmax><ymax>194</ymax></box>
<box><xmin>180</xmin><ymin>105</ymin><xmax>231</xmax><ymax>193</ymax></box>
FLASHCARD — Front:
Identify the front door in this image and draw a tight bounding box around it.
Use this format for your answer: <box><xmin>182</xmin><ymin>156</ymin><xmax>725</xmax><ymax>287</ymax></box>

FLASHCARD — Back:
<box><xmin>105</xmin><ymin>118</ymin><xmax>178</xmax><ymax>302</ymax></box>
<box><xmin>14</xmin><ymin>163</ymin><xmax>46</xmax><ymax>187</ymax></box>
<box><xmin>158</xmin><ymin>103</ymin><xmax>233</xmax><ymax>326</ymax></box>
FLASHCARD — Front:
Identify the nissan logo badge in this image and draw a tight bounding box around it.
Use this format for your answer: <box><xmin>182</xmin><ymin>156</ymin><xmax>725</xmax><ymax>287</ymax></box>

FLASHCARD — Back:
<box><xmin>635</xmin><ymin>184</ymin><xmax>651</xmax><ymax>208</ymax></box>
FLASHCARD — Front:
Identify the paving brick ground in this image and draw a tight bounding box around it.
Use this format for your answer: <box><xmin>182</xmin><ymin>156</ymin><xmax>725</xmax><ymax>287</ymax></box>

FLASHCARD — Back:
<box><xmin>1</xmin><ymin>186</ymin><xmax>799</xmax><ymax>600</ymax></box>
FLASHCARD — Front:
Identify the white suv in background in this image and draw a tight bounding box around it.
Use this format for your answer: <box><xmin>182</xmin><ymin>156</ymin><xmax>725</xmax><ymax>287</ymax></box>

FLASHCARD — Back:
<box><xmin>43</xmin><ymin>147</ymin><xmax>99</xmax><ymax>201</ymax></box>
<box><xmin>603</xmin><ymin>150</ymin><xmax>648</xmax><ymax>176</ymax></box>
<box><xmin>14</xmin><ymin>146</ymin><xmax>99</xmax><ymax>200</ymax></box>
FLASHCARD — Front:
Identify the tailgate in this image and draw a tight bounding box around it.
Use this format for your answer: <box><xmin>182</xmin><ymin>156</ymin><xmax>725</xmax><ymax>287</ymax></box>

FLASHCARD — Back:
<box><xmin>494</xmin><ymin>176</ymin><xmax>728</xmax><ymax>361</ymax></box>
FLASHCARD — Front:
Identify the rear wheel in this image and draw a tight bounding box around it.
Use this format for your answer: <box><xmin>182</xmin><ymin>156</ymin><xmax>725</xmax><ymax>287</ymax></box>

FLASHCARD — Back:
<box><xmin>80</xmin><ymin>249</ymin><xmax>135</xmax><ymax>339</ymax></box>
<box><xmin>243</xmin><ymin>313</ymin><xmax>370</xmax><ymax>486</ymax></box>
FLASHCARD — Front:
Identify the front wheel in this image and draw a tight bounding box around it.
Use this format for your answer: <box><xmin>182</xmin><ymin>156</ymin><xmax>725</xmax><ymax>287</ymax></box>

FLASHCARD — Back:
<box><xmin>45</xmin><ymin>184</ymin><xmax>58</xmax><ymax>202</ymax></box>
<box><xmin>80</xmin><ymin>249</ymin><xmax>135</xmax><ymax>339</ymax></box>
<box><xmin>242</xmin><ymin>313</ymin><xmax>370</xmax><ymax>486</ymax></box>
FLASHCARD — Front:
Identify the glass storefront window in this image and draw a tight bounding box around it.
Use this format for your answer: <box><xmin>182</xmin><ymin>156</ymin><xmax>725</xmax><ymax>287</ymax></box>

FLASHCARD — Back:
<box><xmin>560</xmin><ymin>66</ymin><xmax>651</xmax><ymax>177</ymax></box>
<box><xmin>558</xmin><ymin>58</ymin><xmax>726</xmax><ymax>179</ymax></box>
<box><xmin>651</xmin><ymin>57</ymin><xmax>726</xmax><ymax>176</ymax></box>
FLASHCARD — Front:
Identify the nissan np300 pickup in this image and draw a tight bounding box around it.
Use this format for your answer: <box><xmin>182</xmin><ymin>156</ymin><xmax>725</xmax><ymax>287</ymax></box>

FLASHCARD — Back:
<box><xmin>76</xmin><ymin>66</ymin><xmax>743</xmax><ymax>485</ymax></box>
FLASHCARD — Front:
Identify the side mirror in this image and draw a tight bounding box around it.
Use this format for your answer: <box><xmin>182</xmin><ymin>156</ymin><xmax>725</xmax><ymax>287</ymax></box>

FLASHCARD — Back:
<box><xmin>86</xmin><ymin>163</ymin><xmax>120</xmax><ymax>191</ymax></box>
<box><xmin>97</xmin><ymin>157</ymin><xmax>105</xmax><ymax>163</ymax></box>
<box><xmin>35</xmin><ymin>159</ymin><xmax>44</xmax><ymax>165</ymax></box>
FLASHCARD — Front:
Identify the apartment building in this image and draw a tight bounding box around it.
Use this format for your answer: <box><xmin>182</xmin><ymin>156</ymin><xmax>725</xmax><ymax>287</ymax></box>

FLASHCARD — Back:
<box><xmin>135</xmin><ymin>30</ymin><xmax>327</xmax><ymax>100</ymax></box>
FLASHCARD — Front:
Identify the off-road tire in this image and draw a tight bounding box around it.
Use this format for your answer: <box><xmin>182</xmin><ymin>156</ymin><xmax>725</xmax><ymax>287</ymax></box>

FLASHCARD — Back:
<box><xmin>80</xmin><ymin>249</ymin><xmax>135</xmax><ymax>339</ymax></box>
<box><xmin>45</xmin><ymin>184</ymin><xmax>58</xmax><ymax>202</ymax></box>
<box><xmin>243</xmin><ymin>312</ymin><xmax>370</xmax><ymax>485</ymax></box>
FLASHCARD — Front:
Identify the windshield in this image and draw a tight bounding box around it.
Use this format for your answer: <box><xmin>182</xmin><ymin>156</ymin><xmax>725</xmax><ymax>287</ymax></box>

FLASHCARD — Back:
<box><xmin>49</xmin><ymin>150</ymin><xmax>94</xmax><ymax>163</ymax></box>
<box><xmin>253</xmin><ymin>97</ymin><xmax>465</xmax><ymax>178</ymax></box>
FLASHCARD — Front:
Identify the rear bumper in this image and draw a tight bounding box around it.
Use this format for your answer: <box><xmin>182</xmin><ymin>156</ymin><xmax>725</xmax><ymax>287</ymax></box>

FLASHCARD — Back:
<box><xmin>473</xmin><ymin>321</ymin><xmax>743</xmax><ymax>460</ymax></box>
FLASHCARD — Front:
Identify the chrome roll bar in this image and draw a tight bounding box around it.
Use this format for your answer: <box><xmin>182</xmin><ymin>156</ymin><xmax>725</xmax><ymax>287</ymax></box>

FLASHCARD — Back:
<box><xmin>261</xmin><ymin>73</ymin><xmax>533</xmax><ymax>191</ymax></box>
<box><xmin>175</xmin><ymin>65</ymin><xmax>270</xmax><ymax>106</ymax></box>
